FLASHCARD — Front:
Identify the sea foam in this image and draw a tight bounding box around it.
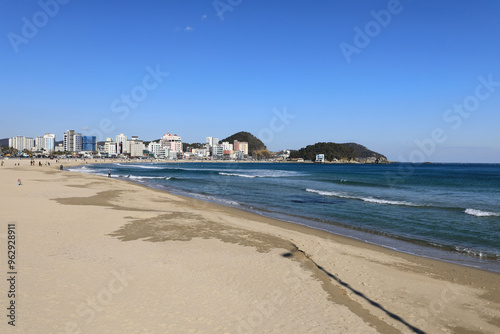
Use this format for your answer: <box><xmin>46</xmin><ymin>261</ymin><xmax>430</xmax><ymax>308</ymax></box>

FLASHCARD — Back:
<box><xmin>464</xmin><ymin>209</ymin><xmax>499</xmax><ymax>217</ymax></box>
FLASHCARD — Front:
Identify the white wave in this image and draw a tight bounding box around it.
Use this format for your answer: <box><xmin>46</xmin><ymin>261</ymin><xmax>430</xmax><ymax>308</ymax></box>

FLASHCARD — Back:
<box><xmin>219</xmin><ymin>169</ymin><xmax>302</xmax><ymax>178</ymax></box>
<box><xmin>361</xmin><ymin>198</ymin><xmax>417</xmax><ymax>206</ymax></box>
<box><xmin>305</xmin><ymin>188</ymin><xmax>417</xmax><ymax>206</ymax></box>
<box><xmin>219</xmin><ymin>172</ymin><xmax>256</xmax><ymax>178</ymax></box>
<box><xmin>464</xmin><ymin>209</ymin><xmax>499</xmax><ymax>217</ymax></box>
<box><xmin>127</xmin><ymin>164</ymin><xmax>163</xmax><ymax>169</ymax></box>
<box><xmin>126</xmin><ymin>175</ymin><xmax>171</xmax><ymax>180</ymax></box>
<box><xmin>192</xmin><ymin>193</ymin><xmax>240</xmax><ymax>206</ymax></box>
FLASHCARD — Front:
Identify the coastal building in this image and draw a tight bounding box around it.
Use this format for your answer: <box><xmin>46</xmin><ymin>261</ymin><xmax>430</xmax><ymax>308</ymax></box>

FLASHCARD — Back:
<box><xmin>221</xmin><ymin>141</ymin><xmax>233</xmax><ymax>151</ymax></box>
<box><xmin>157</xmin><ymin>147</ymin><xmax>171</xmax><ymax>159</ymax></box>
<box><xmin>212</xmin><ymin>144</ymin><xmax>223</xmax><ymax>158</ymax></box>
<box><xmin>115</xmin><ymin>133</ymin><xmax>128</xmax><ymax>154</ymax></box>
<box><xmin>35</xmin><ymin>136</ymin><xmax>44</xmax><ymax>150</ymax></box>
<box><xmin>148</xmin><ymin>142</ymin><xmax>161</xmax><ymax>158</ymax></box>
<box><xmin>206</xmin><ymin>137</ymin><xmax>219</xmax><ymax>148</ymax></box>
<box><xmin>127</xmin><ymin>138</ymin><xmax>145</xmax><ymax>157</ymax></box>
<box><xmin>104</xmin><ymin>138</ymin><xmax>117</xmax><ymax>156</ymax></box>
<box><xmin>9</xmin><ymin>136</ymin><xmax>34</xmax><ymax>152</ymax></box>
<box><xmin>34</xmin><ymin>134</ymin><xmax>56</xmax><ymax>153</ymax></box>
<box><xmin>63</xmin><ymin>130</ymin><xmax>82</xmax><ymax>152</ymax></box>
<box><xmin>192</xmin><ymin>148</ymin><xmax>210</xmax><ymax>158</ymax></box>
<box><xmin>160</xmin><ymin>133</ymin><xmax>182</xmax><ymax>153</ymax></box>
<box><xmin>315</xmin><ymin>154</ymin><xmax>325</xmax><ymax>163</ymax></box>
<box><xmin>82</xmin><ymin>136</ymin><xmax>97</xmax><ymax>152</ymax></box>
<box><xmin>43</xmin><ymin>133</ymin><xmax>56</xmax><ymax>152</ymax></box>
<box><xmin>234</xmin><ymin>140</ymin><xmax>248</xmax><ymax>155</ymax></box>
<box><xmin>234</xmin><ymin>151</ymin><xmax>245</xmax><ymax>160</ymax></box>
<box><xmin>54</xmin><ymin>144</ymin><xmax>64</xmax><ymax>152</ymax></box>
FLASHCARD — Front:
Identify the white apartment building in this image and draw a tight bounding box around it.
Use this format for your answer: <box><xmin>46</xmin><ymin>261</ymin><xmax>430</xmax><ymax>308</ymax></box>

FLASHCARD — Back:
<box><xmin>63</xmin><ymin>130</ymin><xmax>82</xmax><ymax>152</ymax></box>
<box><xmin>116</xmin><ymin>133</ymin><xmax>128</xmax><ymax>154</ymax></box>
<box><xmin>192</xmin><ymin>148</ymin><xmax>210</xmax><ymax>158</ymax></box>
<box><xmin>43</xmin><ymin>133</ymin><xmax>56</xmax><ymax>152</ymax></box>
<box><xmin>127</xmin><ymin>140</ymin><xmax>144</xmax><ymax>157</ymax></box>
<box><xmin>158</xmin><ymin>147</ymin><xmax>170</xmax><ymax>159</ymax></box>
<box><xmin>104</xmin><ymin>138</ymin><xmax>117</xmax><ymax>156</ymax></box>
<box><xmin>206</xmin><ymin>137</ymin><xmax>219</xmax><ymax>148</ymax></box>
<box><xmin>212</xmin><ymin>144</ymin><xmax>223</xmax><ymax>158</ymax></box>
<box><xmin>148</xmin><ymin>142</ymin><xmax>161</xmax><ymax>158</ymax></box>
<box><xmin>9</xmin><ymin>136</ymin><xmax>35</xmax><ymax>152</ymax></box>
<box><xmin>221</xmin><ymin>141</ymin><xmax>233</xmax><ymax>151</ymax></box>
<box><xmin>160</xmin><ymin>133</ymin><xmax>182</xmax><ymax>153</ymax></box>
<box><xmin>33</xmin><ymin>133</ymin><xmax>56</xmax><ymax>152</ymax></box>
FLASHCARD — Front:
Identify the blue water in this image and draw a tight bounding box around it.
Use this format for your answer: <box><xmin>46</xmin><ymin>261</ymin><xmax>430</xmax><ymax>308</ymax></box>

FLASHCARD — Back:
<box><xmin>70</xmin><ymin>162</ymin><xmax>500</xmax><ymax>272</ymax></box>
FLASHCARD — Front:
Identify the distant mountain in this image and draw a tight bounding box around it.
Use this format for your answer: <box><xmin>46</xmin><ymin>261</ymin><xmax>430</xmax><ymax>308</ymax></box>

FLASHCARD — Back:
<box><xmin>289</xmin><ymin>142</ymin><xmax>387</xmax><ymax>163</ymax></box>
<box><xmin>221</xmin><ymin>131</ymin><xmax>266</xmax><ymax>156</ymax></box>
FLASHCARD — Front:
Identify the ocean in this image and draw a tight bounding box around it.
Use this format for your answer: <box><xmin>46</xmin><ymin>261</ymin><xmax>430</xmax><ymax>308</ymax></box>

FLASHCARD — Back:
<box><xmin>69</xmin><ymin>162</ymin><xmax>500</xmax><ymax>273</ymax></box>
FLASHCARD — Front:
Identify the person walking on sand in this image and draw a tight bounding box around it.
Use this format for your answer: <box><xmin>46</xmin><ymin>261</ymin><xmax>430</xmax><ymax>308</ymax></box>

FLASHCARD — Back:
<box><xmin>108</xmin><ymin>170</ymin><xmax>111</xmax><ymax>178</ymax></box>
<box><xmin>17</xmin><ymin>179</ymin><xmax>21</xmax><ymax>186</ymax></box>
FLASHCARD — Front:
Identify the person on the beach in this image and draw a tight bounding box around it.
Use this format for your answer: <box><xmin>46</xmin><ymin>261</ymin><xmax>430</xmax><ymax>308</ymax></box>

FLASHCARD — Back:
<box><xmin>17</xmin><ymin>179</ymin><xmax>21</xmax><ymax>186</ymax></box>
<box><xmin>108</xmin><ymin>170</ymin><xmax>111</xmax><ymax>178</ymax></box>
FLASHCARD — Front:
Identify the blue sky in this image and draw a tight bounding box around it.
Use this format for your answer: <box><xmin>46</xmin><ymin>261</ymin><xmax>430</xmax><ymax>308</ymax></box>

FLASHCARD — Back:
<box><xmin>1</xmin><ymin>0</ymin><xmax>500</xmax><ymax>162</ymax></box>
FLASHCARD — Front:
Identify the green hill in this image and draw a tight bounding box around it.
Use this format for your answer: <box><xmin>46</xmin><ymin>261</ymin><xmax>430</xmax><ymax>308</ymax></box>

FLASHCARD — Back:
<box><xmin>221</xmin><ymin>131</ymin><xmax>266</xmax><ymax>156</ymax></box>
<box><xmin>289</xmin><ymin>142</ymin><xmax>387</xmax><ymax>163</ymax></box>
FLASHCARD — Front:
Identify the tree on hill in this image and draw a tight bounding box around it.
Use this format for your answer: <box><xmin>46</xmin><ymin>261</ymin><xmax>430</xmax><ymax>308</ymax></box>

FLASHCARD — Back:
<box><xmin>221</xmin><ymin>131</ymin><xmax>266</xmax><ymax>156</ymax></box>
<box><xmin>289</xmin><ymin>142</ymin><xmax>387</xmax><ymax>162</ymax></box>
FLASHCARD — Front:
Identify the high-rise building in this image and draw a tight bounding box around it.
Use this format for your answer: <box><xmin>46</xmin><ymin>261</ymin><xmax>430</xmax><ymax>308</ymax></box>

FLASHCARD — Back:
<box><xmin>206</xmin><ymin>137</ymin><xmax>219</xmax><ymax>147</ymax></box>
<box><xmin>148</xmin><ymin>142</ymin><xmax>161</xmax><ymax>158</ymax></box>
<box><xmin>115</xmin><ymin>133</ymin><xmax>128</xmax><ymax>154</ymax></box>
<box><xmin>9</xmin><ymin>136</ymin><xmax>34</xmax><ymax>152</ymax></box>
<box><xmin>35</xmin><ymin>136</ymin><xmax>44</xmax><ymax>150</ymax></box>
<box><xmin>234</xmin><ymin>140</ymin><xmax>248</xmax><ymax>155</ymax></box>
<box><xmin>212</xmin><ymin>144</ymin><xmax>223</xmax><ymax>158</ymax></box>
<box><xmin>104</xmin><ymin>138</ymin><xmax>117</xmax><ymax>156</ymax></box>
<box><xmin>161</xmin><ymin>133</ymin><xmax>182</xmax><ymax>153</ymax></box>
<box><xmin>63</xmin><ymin>130</ymin><xmax>82</xmax><ymax>152</ymax></box>
<box><xmin>43</xmin><ymin>134</ymin><xmax>56</xmax><ymax>152</ymax></box>
<box><xmin>82</xmin><ymin>136</ymin><xmax>97</xmax><ymax>152</ymax></box>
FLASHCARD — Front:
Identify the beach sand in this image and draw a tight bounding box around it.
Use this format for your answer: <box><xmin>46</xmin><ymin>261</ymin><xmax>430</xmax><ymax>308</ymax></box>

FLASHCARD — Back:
<box><xmin>1</xmin><ymin>158</ymin><xmax>499</xmax><ymax>333</ymax></box>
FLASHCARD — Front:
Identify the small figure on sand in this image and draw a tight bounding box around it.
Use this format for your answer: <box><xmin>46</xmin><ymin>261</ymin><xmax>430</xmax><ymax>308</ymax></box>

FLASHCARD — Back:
<box><xmin>17</xmin><ymin>179</ymin><xmax>21</xmax><ymax>186</ymax></box>
<box><xmin>108</xmin><ymin>170</ymin><xmax>111</xmax><ymax>178</ymax></box>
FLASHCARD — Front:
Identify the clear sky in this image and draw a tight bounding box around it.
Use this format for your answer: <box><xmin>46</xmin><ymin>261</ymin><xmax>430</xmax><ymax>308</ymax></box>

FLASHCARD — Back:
<box><xmin>1</xmin><ymin>0</ymin><xmax>500</xmax><ymax>162</ymax></box>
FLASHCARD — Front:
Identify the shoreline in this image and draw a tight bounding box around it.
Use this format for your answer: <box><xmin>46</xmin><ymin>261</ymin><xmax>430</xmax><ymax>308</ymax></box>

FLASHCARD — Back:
<box><xmin>2</xmin><ymin>158</ymin><xmax>500</xmax><ymax>333</ymax></box>
<box><xmin>71</xmin><ymin>160</ymin><xmax>500</xmax><ymax>274</ymax></box>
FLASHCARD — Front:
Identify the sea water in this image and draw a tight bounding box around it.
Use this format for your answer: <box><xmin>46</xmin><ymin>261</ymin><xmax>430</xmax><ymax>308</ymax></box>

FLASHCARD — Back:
<box><xmin>71</xmin><ymin>162</ymin><xmax>500</xmax><ymax>272</ymax></box>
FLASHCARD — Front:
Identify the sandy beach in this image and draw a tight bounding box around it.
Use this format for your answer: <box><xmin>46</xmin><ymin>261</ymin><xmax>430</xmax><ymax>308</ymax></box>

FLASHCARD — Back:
<box><xmin>0</xmin><ymin>158</ymin><xmax>499</xmax><ymax>333</ymax></box>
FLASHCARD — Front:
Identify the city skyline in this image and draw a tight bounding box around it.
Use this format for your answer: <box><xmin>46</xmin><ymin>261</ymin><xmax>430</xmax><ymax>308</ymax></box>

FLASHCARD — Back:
<box><xmin>2</xmin><ymin>1</ymin><xmax>500</xmax><ymax>162</ymax></box>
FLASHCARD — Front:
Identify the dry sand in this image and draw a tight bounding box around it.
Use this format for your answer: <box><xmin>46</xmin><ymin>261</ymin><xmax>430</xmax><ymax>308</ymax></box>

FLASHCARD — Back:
<box><xmin>0</xmin><ymin>158</ymin><xmax>499</xmax><ymax>333</ymax></box>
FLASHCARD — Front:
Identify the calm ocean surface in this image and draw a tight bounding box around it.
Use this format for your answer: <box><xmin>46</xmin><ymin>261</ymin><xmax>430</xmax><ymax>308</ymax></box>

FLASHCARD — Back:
<box><xmin>70</xmin><ymin>162</ymin><xmax>500</xmax><ymax>272</ymax></box>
